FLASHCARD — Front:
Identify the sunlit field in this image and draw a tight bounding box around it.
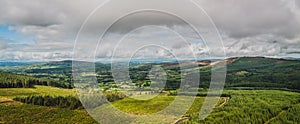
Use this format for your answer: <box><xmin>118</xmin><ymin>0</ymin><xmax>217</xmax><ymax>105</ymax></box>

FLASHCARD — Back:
<box><xmin>1</xmin><ymin>86</ymin><xmax>299</xmax><ymax>123</ymax></box>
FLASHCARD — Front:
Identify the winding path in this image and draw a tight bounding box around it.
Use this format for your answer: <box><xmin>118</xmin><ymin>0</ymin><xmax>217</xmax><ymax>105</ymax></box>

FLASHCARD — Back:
<box><xmin>264</xmin><ymin>110</ymin><xmax>286</xmax><ymax>124</ymax></box>
<box><xmin>173</xmin><ymin>97</ymin><xmax>230</xmax><ymax>124</ymax></box>
<box><xmin>173</xmin><ymin>117</ymin><xmax>189</xmax><ymax>124</ymax></box>
<box><xmin>264</xmin><ymin>102</ymin><xmax>300</xmax><ymax>124</ymax></box>
<box><xmin>217</xmin><ymin>97</ymin><xmax>230</xmax><ymax>108</ymax></box>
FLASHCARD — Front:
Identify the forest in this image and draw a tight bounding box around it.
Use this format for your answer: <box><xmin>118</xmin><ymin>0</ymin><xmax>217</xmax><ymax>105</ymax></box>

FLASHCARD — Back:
<box><xmin>0</xmin><ymin>71</ymin><xmax>72</xmax><ymax>88</ymax></box>
<box><xmin>13</xmin><ymin>91</ymin><xmax>127</xmax><ymax>110</ymax></box>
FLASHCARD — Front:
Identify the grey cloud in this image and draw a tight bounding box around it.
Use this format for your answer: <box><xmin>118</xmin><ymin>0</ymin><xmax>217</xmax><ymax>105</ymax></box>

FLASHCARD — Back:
<box><xmin>0</xmin><ymin>1</ymin><xmax>64</xmax><ymax>27</ymax></box>
<box><xmin>296</xmin><ymin>0</ymin><xmax>300</xmax><ymax>8</ymax></box>
<box><xmin>103</xmin><ymin>11</ymin><xmax>190</xmax><ymax>34</ymax></box>
<box><xmin>0</xmin><ymin>0</ymin><xmax>300</xmax><ymax>61</ymax></box>
<box><xmin>0</xmin><ymin>40</ymin><xmax>8</xmax><ymax>50</ymax></box>
<box><xmin>199</xmin><ymin>0</ymin><xmax>300</xmax><ymax>39</ymax></box>
<box><xmin>0</xmin><ymin>0</ymin><xmax>104</xmax><ymax>38</ymax></box>
<box><xmin>286</xmin><ymin>51</ymin><xmax>300</xmax><ymax>54</ymax></box>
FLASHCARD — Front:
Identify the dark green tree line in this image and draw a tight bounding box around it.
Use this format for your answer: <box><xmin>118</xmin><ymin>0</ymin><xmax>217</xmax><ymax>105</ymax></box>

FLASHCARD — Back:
<box><xmin>0</xmin><ymin>72</ymin><xmax>72</xmax><ymax>88</ymax></box>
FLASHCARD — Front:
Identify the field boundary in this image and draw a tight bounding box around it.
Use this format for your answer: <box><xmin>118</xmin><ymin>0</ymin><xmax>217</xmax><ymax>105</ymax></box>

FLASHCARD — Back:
<box><xmin>216</xmin><ymin>97</ymin><xmax>230</xmax><ymax>108</ymax></box>
<box><xmin>264</xmin><ymin>102</ymin><xmax>300</xmax><ymax>124</ymax></box>
<box><xmin>173</xmin><ymin>117</ymin><xmax>189</xmax><ymax>124</ymax></box>
<box><xmin>264</xmin><ymin>110</ymin><xmax>286</xmax><ymax>124</ymax></box>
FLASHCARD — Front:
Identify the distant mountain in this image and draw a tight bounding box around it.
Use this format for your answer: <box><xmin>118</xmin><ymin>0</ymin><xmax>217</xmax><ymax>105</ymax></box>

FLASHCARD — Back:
<box><xmin>1</xmin><ymin>57</ymin><xmax>299</xmax><ymax>90</ymax></box>
<box><xmin>282</xmin><ymin>57</ymin><xmax>300</xmax><ymax>61</ymax></box>
<box><xmin>0</xmin><ymin>62</ymin><xmax>40</xmax><ymax>66</ymax></box>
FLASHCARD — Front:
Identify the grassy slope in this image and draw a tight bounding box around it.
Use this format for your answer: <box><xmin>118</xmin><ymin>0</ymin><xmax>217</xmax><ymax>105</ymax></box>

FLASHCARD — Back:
<box><xmin>90</xmin><ymin>95</ymin><xmax>212</xmax><ymax>123</ymax></box>
<box><xmin>0</xmin><ymin>86</ymin><xmax>97</xmax><ymax>124</ymax></box>
<box><xmin>111</xmin><ymin>95</ymin><xmax>216</xmax><ymax>115</ymax></box>
<box><xmin>0</xmin><ymin>86</ymin><xmax>76</xmax><ymax>98</ymax></box>
<box><xmin>0</xmin><ymin>104</ymin><xmax>97</xmax><ymax>124</ymax></box>
<box><xmin>89</xmin><ymin>90</ymin><xmax>300</xmax><ymax>124</ymax></box>
<box><xmin>0</xmin><ymin>86</ymin><xmax>222</xmax><ymax>124</ymax></box>
<box><xmin>1</xmin><ymin>86</ymin><xmax>300</xmax><ymax>123</ymax></box>
<box><xmin>225</xmin><ymin>57</ymin><xmax>300</xmax><ymax>89</ymax></box>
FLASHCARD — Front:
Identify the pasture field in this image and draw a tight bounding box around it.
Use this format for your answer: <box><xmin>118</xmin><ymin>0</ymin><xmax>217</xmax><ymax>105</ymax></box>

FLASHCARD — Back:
<box><xmin>0</xmin><ymin>86</ymin><xmax>96</xmax><ymax>124</ymax></box>
<box><xmin>0</xmin><ymin>86</ymin><xmax>76</xmax><ymax>98</ymax></box>
<box><xmin>0</xmin><ymin>86</ymin><xmax>299</xmax><ymax>123</ymax></box>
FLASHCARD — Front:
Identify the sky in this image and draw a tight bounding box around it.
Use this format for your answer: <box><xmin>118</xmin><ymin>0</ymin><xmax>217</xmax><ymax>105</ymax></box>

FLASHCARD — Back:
<box><xmin>0</xmin><ymin>0</ymin><xmax>300</xmax><ymax>61</ymax></box>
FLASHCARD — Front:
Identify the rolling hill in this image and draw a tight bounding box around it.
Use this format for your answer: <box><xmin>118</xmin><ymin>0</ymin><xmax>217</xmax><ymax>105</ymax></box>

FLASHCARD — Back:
<box><xmin>0</xmin><ymin>57</ymin><xmax>299</xmax><ymax>90</ymax></box>
<box><xmin>225</xmin><ymin>57</ymin><xmax>300</xmax><ymax>90</ymax></box>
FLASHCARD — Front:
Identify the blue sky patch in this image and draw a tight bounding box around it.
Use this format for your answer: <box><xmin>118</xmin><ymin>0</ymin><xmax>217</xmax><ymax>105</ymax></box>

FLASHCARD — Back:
<box><xmin>0</xmin><ymin>24</ymin><xmax>36</xmax><ymax>45</ymax></box>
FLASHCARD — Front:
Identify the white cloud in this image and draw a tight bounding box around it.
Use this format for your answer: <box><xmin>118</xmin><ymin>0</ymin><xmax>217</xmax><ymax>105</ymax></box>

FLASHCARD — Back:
<box><xmin>0</xmin><ymin>40</ymin><xmax>8</xmax><ymax>50</ymax></box>
<box><xmin>0</xmin><ymin>0</ymin><xmax>299</xmax><ymax>61</ymax></box>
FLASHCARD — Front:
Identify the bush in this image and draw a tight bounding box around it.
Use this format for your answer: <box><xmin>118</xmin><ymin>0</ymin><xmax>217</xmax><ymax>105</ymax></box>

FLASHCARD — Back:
<box><xmin>14</xmin><ymin>91</ymin><xmax>127</xmax><ymax>109</ymax></box>
<box><xmin>13</xmin><ymin>95</ymin><xmax>83</xmax><ymax>110</ymax></box>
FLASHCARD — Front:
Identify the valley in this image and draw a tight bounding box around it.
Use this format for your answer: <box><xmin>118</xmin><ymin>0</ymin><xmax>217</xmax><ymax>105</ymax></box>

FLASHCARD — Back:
<box><xmin>0</xmin><ymin>57</ymin><xmax>300</xmax><ymax>123</ymax></box>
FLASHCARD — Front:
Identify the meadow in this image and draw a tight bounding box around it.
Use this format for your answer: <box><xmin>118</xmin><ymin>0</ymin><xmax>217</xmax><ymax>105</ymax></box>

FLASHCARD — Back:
<box><xmin>1</xmin><ymin>57</ymin><xmax>300</xmax><ymax>123</ymax></box>
<box><xmin>1</xmin><ymin>86</ymin><xmax>299</xmax><ymax>123</ymax></box>
<box><xmin>0</xmin><ymin>86</ymin><xmax>97</xmax><ymax>124</ymax></box>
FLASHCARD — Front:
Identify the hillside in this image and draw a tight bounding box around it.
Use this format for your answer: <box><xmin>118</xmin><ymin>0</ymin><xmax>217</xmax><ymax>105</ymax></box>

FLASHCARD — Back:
<box><xmin>0</xmin><ymin>57</ymin><xmax>299</xmax><ymax>90</ymax></box>
<box><xmin>225</xmin><ymin>57</ymin><xmax>300</xmax><ymax>90</ymax></box>
<box><xmin>0</xmin><ymin>71</ymin><xmax>71</xmax><ymax>88</ymax></box>
<box><xmin>0</xmin><ymin>57</ymin><xmax>300</xmax><ymax>123</ymax></box>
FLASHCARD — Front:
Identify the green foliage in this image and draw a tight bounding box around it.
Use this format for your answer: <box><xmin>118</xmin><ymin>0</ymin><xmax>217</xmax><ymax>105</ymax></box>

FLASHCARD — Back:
<box><xmin>272</xmin><ymin>103</ymin><xmax>300</xmax><ymax>123</ymax></box>
<box><xmin>3</xmin><ymin>57</ymin><xmax>300</xmax><ymax>90</ymax></box>
<box><xmin>1</xmin><ymin>85</ymin><xmax>300</xmax><ymax>123</ymax></box>
<box><xmin>79</xmin><ymin>90</ymin><xmax>127</xmax><ymax>109</ymax></box>
<box><xmin>0</xmin><ymin>86</ymin><xmax>96</xmax><ymax>123</ymax></box>
<box><xmin>225</xmin><ymin>57</ymin><xmax>300</xmax><ymax>90</ymax></box>
<box><xmin>0</xmin><ymin>71</ymin><xmax>34</xmax><ymax>88</ymax></box>
<box><xmin>10</xmin><ymin>87</ymin><xmax>127</xmax><ymax>110</ymax></box>
<box><xmin>186</xmin><ymin>57</ymin><xmax>300</xmax><ymax>90</ymax></box>
<box><xmin>184</xmin><ymin>90</ymin><xmax>300</xmax><ymax>124</ymax></box>
<box><xmin>0</xmin><ymin>71</ymin><xmax>72</xmax><ymax>89</ymax></box>
<box><xmin>112</xmin><ymin>95</ymin><xmax>176</xmax><ymax>114</ymax></box>
<box><xmin>0</xmin><ymin>103</ymin><xmax>97</xmax><ymax>124</ymax></box>
<box><xmin>1</xmin><ymin>57</ymin><xmax>300</xmax><ymax>123</ymax></box>
<box><xmin>104</xmin><ymin>91</ymin><xmax>127</xmax><ymax>102</ymax></box>
<box><xmin>13</xmin><ymin>95</ymin><xmax>83</xmax><ymax>110</ymax></box>
<box><xmin>0</xmin><ymin>86</ymin><xmax>76</xmax><ymax>99</ymax></box>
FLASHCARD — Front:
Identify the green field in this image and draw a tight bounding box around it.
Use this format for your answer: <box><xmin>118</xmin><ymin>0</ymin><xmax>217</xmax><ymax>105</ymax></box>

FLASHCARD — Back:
<box><xmin>0</xmin><ymin>86</ymin><xmax>76</xmax><ymax>98</ymax></box>
<box><xmin>0</xmin><ymin>86</ymin><xmax>97</xmax><ymax>124</ymax></box>
<box><xmin>1</xmin><ymin>86</ymin><xmax>299</xmax><ymax>123</ymax></box>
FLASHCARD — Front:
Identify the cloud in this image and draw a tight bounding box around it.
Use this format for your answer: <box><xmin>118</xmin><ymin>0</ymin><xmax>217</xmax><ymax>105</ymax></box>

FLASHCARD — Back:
<box><xmin>0</xmin><ymin>1</ymin><xmax>64</xmax><ymax>26</ymax></box>
<box><xmin>0</xmin><ymin>40</ymin><xmax>8</xmax><ymax>50</ymax></box>
<box><xmin>224</xmin><ymin>34</ymin><xmax>281</xmax><ymax>57</ymax></box>
<box><xmin>0</xmin><ymin>0</ymin><xmax>300</xmax><ymax>61</ymax></box>
<box><xmin>195</xmin><ymin>0</ymin><xmax>300</xmax><ymax>58</ymax></box>
<box><xmin>296</xmin><ymin>0</ymin><xmax>300</xmax><ymax>8</ymax></box>
<box><xmin>199</xmin><ymin>0</ymin><xmax>300</xmax><ymax>39</ymax></box>
<box><xmin>94</xmin><ymin>26</ymin><xmax>208</xmax><ymax>60</ymax></box>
